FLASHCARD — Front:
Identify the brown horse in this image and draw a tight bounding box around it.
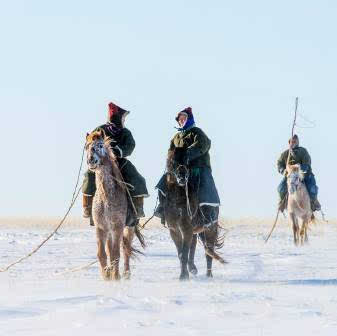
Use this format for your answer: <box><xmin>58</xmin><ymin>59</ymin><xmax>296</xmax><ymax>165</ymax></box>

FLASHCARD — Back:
<box><xmin>162</xmin><ymin>147</ymin><xmax>225</xmax><ymax>280</ymax></box>
<box><xmin>86</xmin><ymin>130</ymin><xmax>144</xmax><ymax>280</ymax></box>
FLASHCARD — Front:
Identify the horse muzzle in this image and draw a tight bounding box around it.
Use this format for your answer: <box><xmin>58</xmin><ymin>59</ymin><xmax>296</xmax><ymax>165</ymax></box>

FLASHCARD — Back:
<box><xmin>87</xmin><ymin>157</ymin><xmax>99</xmax><ymax>171</ymax></box>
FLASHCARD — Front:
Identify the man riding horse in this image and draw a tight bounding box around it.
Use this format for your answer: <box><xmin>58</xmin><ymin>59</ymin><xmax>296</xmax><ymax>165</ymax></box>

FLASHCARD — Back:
<box><xmin>277</xmin><ymin>134</ymin><xmax>321</xmax><ymax>213</ymax></box>
<box><xmin>82</xmin><ymin>102</ymin><xmax>149</xmax><ymax>225</ymax></box>
<box><xmin>154</xmin><ymin>107</ymin><xmax>220</xmax><ymax>233</ymax></box>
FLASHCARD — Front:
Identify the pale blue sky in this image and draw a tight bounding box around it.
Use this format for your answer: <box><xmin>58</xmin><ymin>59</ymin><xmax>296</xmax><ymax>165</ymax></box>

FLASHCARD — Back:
<box><xmin>1</xmin><ymin>0</ymin><xmax>336</xmax><ymax>218</ymax></box>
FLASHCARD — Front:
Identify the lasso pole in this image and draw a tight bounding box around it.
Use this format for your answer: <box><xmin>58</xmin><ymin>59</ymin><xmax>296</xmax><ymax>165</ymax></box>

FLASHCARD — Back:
<box><xmin>265</xmin><ymin>97</ymin><xmax>298</xmax><ymax>243</ymax></box>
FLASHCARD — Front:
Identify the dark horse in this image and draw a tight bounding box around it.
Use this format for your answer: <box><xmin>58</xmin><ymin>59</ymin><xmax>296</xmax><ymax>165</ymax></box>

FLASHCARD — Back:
<box><xmin>163</xmin><ymin>147</ymin><xmax>225</xmax><ymax>280</ymax></box>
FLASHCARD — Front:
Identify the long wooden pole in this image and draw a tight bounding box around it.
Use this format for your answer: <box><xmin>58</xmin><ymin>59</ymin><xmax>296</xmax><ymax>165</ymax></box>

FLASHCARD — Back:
<box><xmin>265</xmin><ymin>97</ymin><xmax>299</xmax><ymax>243</ymax></box>
<box><xmin>287</xmin><ymin>97</ymin><xmax>299</xmax><ymax>166</ymax></box>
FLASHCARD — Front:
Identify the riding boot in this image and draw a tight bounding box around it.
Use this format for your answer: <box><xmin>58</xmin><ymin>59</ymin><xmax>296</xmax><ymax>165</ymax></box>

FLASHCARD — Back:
<box><xmin>154</xmin><ymin>192</ymin><xmax>165</xmax><ymax>225</ymax></box>
<box><xmin>133</xmin><ymin>197</ymin><xmax>145</xmax><ymax>219</ymax></box>
<box><xmin>82</xmin><ymin>194</ymin><xmax>94</xmax><ymax>226</ymax></box>
<box><xmin>311</xmin><ymin>198</ymin><xmax>321</xmax><ymax>212</ymax></box>
<box><xmin>194</xmin><ymin>205</ymin><xmax>218</xmax><ymax>234</ymax></box>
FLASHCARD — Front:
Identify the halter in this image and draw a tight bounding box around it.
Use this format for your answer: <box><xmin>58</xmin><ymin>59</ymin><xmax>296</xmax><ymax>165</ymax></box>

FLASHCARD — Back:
<box><xmin>173</xmin><ymin>164</ymin><xmax>190</xmax><ymax>185</ymax></box>
<box><xmin>172</xmin><ymin>163</ymin><xmax>199</xmax><ymax>220</ymax></box>
<box><xmin>287</xmin><ymin>170</ymin><xmax>304</xmax><ymax>194</ymax></box>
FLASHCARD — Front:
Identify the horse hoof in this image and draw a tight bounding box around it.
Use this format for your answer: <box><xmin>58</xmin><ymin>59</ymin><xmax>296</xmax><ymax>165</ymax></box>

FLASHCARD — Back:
<box><xmin>113</xmin><ymin>274</ymin><xmax>121</xmax><ymax>281</ymax></box>
<box><xmin>102</xmin><ymin>267</ymin><xmax>112</xmax><ymax>281</ymax></box>
<box><xmin>179</xmin><ymin>273</ymin><xmax>189</xmax><ymax>281</ymax></box>
<box><xmin>188</xmin><ymin>264</ymin><xmax>198</xmax><ymax>275</ymax></box>
<box><xmin>123</xmin><ymin>271</ymin><xmax>131</xmax><ymax>280</ymax></box>
<box><xmin>206</xmin><ymin>271</ymin><xmax>213</xmax><ymax>278</ymax></box>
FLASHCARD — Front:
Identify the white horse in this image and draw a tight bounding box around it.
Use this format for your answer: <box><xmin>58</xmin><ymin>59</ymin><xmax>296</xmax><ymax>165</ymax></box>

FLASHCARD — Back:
<box><xmin>287</xmin><ymin>164</ymin><xmax>314</xmax><ymax>246</ymax></box>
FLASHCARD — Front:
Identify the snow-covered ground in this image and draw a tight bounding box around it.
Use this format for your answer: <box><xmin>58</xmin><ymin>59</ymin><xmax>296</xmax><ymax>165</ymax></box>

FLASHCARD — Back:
<box><xmin>1</xmin><ymin>218</ymin><xmax>337</xmax><ymax>336</ymax></box>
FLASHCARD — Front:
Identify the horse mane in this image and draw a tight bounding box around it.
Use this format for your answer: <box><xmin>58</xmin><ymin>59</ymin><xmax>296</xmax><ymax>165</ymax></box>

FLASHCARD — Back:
<box><xmin>103</xmin><ymin>137</ymin><xmax>125</xmax><ymax>186</ymax></box>
<box><xmin>86</xmin><ymin>130</ymin><xmax>103</xmax><ymax>144</ymax></box>
<box><xmin>167</xmin><ymin>149</ymin><xmax>175</xmax><ymax>171</ymax></box>
<box><xmin>167</xmin><ymin>147</ymin><xmax>186</xmax><ymax>170</ymax></box>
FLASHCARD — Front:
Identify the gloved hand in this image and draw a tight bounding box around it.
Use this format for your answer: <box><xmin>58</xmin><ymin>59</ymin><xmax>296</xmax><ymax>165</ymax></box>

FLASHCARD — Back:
<box><xmin>112</xmin><ymin>147</ymin><xmax>122</xmax><ymax>158</ymax></box>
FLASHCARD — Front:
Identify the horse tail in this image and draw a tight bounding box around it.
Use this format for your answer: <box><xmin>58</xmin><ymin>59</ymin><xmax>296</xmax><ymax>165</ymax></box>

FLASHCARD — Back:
<box><xmin>204</xmin><ymin>247</ymin><xmax>227</xmax><ymax>264</ymax></box>
<box><xmin>122</xmin><ymin>234</ymin><xmax>144</xmax><ymax>259</ymax></box>
<box><xmin>135</xmin><ymin>223</ymin><xmax>146</xmax><ymax>249</ymax></box>
<box><xmin>198</xmin><ymin>224</ymin><xmax>227</xmax><ymax>265</ymax></box>
<box><xmin>214</xmin><ymin>223</ymin><xmax>226</xmax><ymax>250</ymax></box>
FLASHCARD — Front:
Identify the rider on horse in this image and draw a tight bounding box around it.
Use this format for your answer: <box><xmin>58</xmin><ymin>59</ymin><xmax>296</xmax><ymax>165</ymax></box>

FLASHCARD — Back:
<box><xmin>277</xmin><ymin>134</ymin><xmax>321</xmax><ymax>212</ymax></box>
<box><xmin>154</xmin><ymin>107</ymin><xmax>220</xmax><ymax>231</ymax></box>
<box><xmin>82</xmin><ymin>102</ymin><xmax>149</xmax><ymax>225</ymax></box>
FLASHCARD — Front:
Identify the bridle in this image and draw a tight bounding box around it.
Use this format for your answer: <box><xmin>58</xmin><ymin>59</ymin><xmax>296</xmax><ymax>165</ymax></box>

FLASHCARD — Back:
<box><xmin>287</xmin><ymin>171</ymin><xmax>303</xmax><ymax>194</ymax></box>
<box><xmin>173</xmin><ymin>164</ymin><xmax>190</xmax><ymax>186</ymax></box>
<box><xmin>172</xmin><ymin>163</ymin><xmax>198</xmax><ymax>220</ymax></box>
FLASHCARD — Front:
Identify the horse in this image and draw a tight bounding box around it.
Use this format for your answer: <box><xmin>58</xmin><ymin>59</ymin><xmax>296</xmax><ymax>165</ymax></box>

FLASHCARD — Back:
<box><xmin>287</xmin><ymin>164</ymin><xmax>314</xmax><ymax>246</ymax></box>
<box><xmin>163</xmin><ymin>147</ymin><xmax>225</xmax><ymax>280</ymax></box>
<box><xmin>85</xmin><ymin>130</ymin><xmax>144</xmax><ymax>280</ymax></box>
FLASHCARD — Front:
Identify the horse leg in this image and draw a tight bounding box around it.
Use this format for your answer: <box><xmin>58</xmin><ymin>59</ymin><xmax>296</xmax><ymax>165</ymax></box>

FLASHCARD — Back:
<box><xmin>203</xmin><ymin>229</ymin><xmax>215</xmax><ymax>278</ymax></box>
<box><xmin>304</xmin><ymin>222</ymin><xmax>309</xmax><ymax>243</ymax></box>
<box><xmin>295</xmin><ymin>216</ymin><xmax>300</xmax><ymax>246</ymax></box>
<box><xmin>96</xmin><ymin>227</ymin><xmax>109</xmax><ymax>280</ymax></box>
<box><xmin>169</xmin><ymin>224</ymin><xmax>192</xmax><ymax>281</ymax></box>
<box><xmin>178</xmin><ymin>221</ymin><xmax>193</xmax><ymax>281</ymax></box>
<box><xmin>301</xmin><ymin>217</ymin><xmax>309</xmax><ymax>245</ymax></box>
<box><xmin>169</xmin><ymin>227</ymin><xmax>184</xmax><ymax>278</ymax></box>
<box><xmin>106</xmin><ymin>226</ymin><xmax>123</xmax><ymax>281</ymax></box>
<box><xmin>290</xmin><ymin>213</ymin><xmax>299</xmax><ymax>246</ymax></box>
<box><xmin>122</xmin><ymin>226</ymin><xmax>135</xmax><ymax>280</ymax></box>
<box><xmin>188</xmin><ymin>234</ymin><xmax>198</xmax><ymax>275</ymax></box>
<box><xmin>299</xmin><ymin>218</ymin><xmax>305</xmax><ymax>246</ymax></box>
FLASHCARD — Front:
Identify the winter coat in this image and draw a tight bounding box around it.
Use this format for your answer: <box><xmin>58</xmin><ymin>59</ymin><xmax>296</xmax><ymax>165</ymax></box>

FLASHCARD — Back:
<box><xmin>170</xmin><ymin>126</ymin><xmax>211</xmax><ymax>169</ymax></box>
<box><xmin>277</xmin><ymin>146</ymin><xmax>312</xmax><ymax>175</ymax></box>
<box><xmin>83</xmin><ymin>124</ymin><xmax>148</xmax><ymax>197</ymax></box>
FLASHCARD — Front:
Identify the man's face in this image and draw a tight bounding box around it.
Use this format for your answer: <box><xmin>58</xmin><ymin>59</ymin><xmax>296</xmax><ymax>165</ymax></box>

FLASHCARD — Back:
<box><xmin>178</xmin><ymin>114</ymin><xmax>188</xmax><ymax>127</ymax></box>
<box><xmin>289</xmin><ymin>138</ymin><xmax>298</xmax><ymax>149</ymax></box>
<box><xmin>121</xmin><ymin>114</ymin><xmax>126</xmax><ymax>127</ymax></box>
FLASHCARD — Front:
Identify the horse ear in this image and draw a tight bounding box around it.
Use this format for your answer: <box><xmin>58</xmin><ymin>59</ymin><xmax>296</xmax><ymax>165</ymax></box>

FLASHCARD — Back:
<box><xmin>99</xmin><ymin>129</ymin><xmax>106</xmax><ymax>139</ymax></box>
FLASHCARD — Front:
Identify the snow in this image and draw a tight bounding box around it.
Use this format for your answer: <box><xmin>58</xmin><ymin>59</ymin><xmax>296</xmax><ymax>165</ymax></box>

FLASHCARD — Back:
<box><xmin>1</xmin><ymin>218</ymin><xmax>337</xmax><ymax>335</ymax></box>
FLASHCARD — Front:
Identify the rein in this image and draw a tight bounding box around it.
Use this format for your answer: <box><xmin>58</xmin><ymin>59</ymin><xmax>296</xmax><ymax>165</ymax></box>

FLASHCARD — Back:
<box><xmin>0</xmin><ymin>144</ymin><xmax>86</xmax><ymax>272</ymax></box>
<box><xmin>174</xmin><ymin>164</ymin><xmax>199</xmax><ymax>221</ymax></box>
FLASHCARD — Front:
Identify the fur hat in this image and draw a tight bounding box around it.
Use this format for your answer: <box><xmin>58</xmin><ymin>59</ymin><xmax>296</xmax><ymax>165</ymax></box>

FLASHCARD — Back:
<box><xmin>289</xmin><ymin>134</ymin><xmax>299</xmax><ymax>143</ymax></box>
<box><xmin>175</xmin><ymin>106</ymin><xmax>193</xmax><ymax>122</ymax></box>
<box><xmin>107</xmin><ymin>102</ymin><xmax>129</xmax><ymax>125</ymax></box>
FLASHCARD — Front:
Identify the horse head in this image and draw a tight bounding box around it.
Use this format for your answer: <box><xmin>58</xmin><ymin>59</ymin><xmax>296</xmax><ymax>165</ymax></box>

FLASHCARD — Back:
<box><xmin>287</xmin><ymin>164</ymin><xmax>305</xmax><ymax>194</ymax></box>
<box><xmin>167</xmin><ymin>147</ymin><xmax>189</xmax><ymax>187</ymax></box>
<box><xmin>86</xmin><ymin>130</ymin><xmax>114</xmax><ymax>171</ymax></box>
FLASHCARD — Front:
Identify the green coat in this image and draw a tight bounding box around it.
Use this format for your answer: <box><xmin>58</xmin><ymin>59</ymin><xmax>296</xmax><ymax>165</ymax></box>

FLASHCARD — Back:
<box><xmin>83</xmin><ymin>124</ymin><xmax>148</xmax><ymax>197</ymax></box>
<box><xmin>156</xmin><ymin>126</ymin><xmax>219</xmax><ymax>205</ymax></box>
<box><xmin>277</xmin><ymin>146</ymin><xmax>312</xmax><ymax>175</ymax></box>
<box><xmin>170</xmin><ymin>126</ymin><xmax>211</xmax><ymax>168</ymax></box>
<box><xmin>94</xmin><ymin>125</ymin><xmax>135</xmax><ymax>158</ymax></box>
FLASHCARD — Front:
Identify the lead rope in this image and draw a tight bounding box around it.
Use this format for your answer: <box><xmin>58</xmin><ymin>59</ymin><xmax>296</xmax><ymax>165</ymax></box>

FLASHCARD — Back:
<box><xmin>0</xmin><ymin>144</ymin><xmax>86</xmax><ymax>272</ymax></box>
<box><xmin>185</xmin><ymin>180</ymin><xmax>194</xmax><ymax>220</ymax></box>
<box><xmin>266</xmin><ymin>97</ymin><xmax>298</xmax><ymax>243</ymax></box>
<box><xmin>140</xmin><ymin>196</ymin><xmax>159</xmax><ymax>230</ymax></box>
